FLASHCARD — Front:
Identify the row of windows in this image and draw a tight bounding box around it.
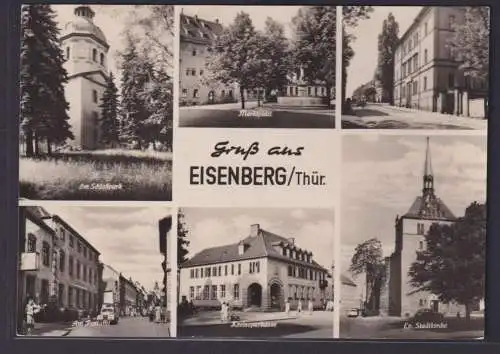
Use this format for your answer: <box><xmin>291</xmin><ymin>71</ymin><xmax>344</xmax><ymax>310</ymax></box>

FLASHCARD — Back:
<box><xmin>59</xmin><ymin>228</ymin><xmax>97</xmax><ymax>262</ymax></box>
<box><xmin>181</xmin><ymin>88</ymin><xmax>234</xmax><ymax>99</ymax></box>
<box><xmin>189</xmin><ymin>263</ymin><xmax>247</xmax><ymax>279</ymax></box>
<box><xmin>288</xmin><ymin>284</ymin><xmax>317</xmax><ymax>301</ymax></box>
<box><xmin>287</xmin><ymin>265</ymin><xmax>325</xmax><ymax>281</ymax></box>
<box><xmin>27</xmin><ymin>233</ymin><xmax>97</xmax><ymax>285</ymax></box>
<box><xmin>189</xmin><ymin>284</ymin><xmax>239</xmax><ymax>300</ymax></box>
<box><xmin>65</xmin><ymin>46</ymin><xmax>106</xmax><ymax>66</ymax></box>
<box><xmin>185</xmin><ymin>68</ymin><xmax>204</xmax><ymax>76</ymax></box>
<box><xmin>282</xmin><ymin>247</ymin><xmax>313</xmax><ymax>263</ymax></box>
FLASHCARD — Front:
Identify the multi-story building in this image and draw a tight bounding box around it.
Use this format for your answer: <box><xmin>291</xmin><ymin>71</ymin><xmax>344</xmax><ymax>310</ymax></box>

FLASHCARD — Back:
<box><xmin>393</xmin><ymin>7</ymin><xmax>488</xmax><ymax>117</ymax></box>
<box><xmin>18</xmin><ymin>207</ymin><xmax>101</xmax><ymax>322</ymax></box>
<box><xmin>101</xmin><ymin>264</ymin><xmax>120</xmax><ymax>310</ymax></box>
<box><xmin>60</xmin><ymin>5</ymin><xmax>109</xmax><ymax>149</ymax></box>
<box><xmin>382</xmin><ymin>138</ymin><xmax>465</xmax><ymax>318</ymax></box>
<box><xmin>119</xmin><ymin>275</ymin><xmax>139</xmax><ymax>316</ymax></box>
<box><xmin>179</xmin><ymin>224</ymin><xmax>332</xmax><ymax>311</ymax></box>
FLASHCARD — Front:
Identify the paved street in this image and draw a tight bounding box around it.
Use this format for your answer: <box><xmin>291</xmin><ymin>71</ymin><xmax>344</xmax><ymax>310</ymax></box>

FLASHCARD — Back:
<box><xmin>340</xmin><ymin>316</ymin><xmax>484</xmax><ymax>340</ymax></box>
<box><xmin>179</xmin><ymin>310</ymin><xmax>334</xmax><ymax>338</ymax></box>
<box><xmin>65</xmin><ymin>316</ymin><xmax>171</xmax><ymax>337</ymax></box>
<box><xmin>342</xmin><ymin>103</ymin><xmax>487</xmax><ymax>130</ymax></box>
<box><xmin>179</xmin><ymin>102</ymin><xmax>335</xmax><ymax>128</ymax></box>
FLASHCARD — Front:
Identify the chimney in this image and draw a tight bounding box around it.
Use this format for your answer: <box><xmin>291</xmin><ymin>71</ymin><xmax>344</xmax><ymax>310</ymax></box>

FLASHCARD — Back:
<box><xmin>250</xmin><ymin>224</ymin><xmax>260</xmax><ymax>237</ymax></box>
<box><xmin>287</xmin><ymin>237</ymin><xmax>295</xmax><ymax>245</ymax></box>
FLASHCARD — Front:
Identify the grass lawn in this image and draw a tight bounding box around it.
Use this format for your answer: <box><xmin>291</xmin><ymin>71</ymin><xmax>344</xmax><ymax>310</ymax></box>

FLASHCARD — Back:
<box><xmin>20</xmin><ymin>149</ymin><xmax>172</xmax><ymax>200</ymax></box>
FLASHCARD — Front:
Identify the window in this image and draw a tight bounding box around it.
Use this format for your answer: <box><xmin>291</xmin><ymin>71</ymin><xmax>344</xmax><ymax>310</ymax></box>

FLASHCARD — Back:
<box><xmin>92</xmin><ymin>90</ymin><xmax>98</xmax><ymax>103</ymax></box>
<box><xmin>66</xmin><ymin>46</ymin><xmax>70</xmax><ymax>60</ymax></box>
<box><xmin>203</xmin><ymin>285</ymin><xmax>209</xmax><ymax>300</ymax></box>
<box><xmin>225</xmin><ymin>265</ymin><xmax>228</xmax><ymax>276</ymax></box>
<box><xmin>193</xmin><ymin>89</ymin><xmax>199</xmax><ymax>98</ymax></box>
<box><xmin>69</xmin><ymin>256</ymin><xmax>73</xmax><ymax>276</ymax></box>
<box><xmin>27</xmin><ymin>233</ymin><xmax>36</xmax><ymax>253</ymax></box>
<box><xmin>195</xmin><ymin>268</ymin><xmax>199</xmax><ymax>278</ymax></box>
<box><xmin>59</xmin><ymin>250</ymin><xmax>65</xmax><ymax>273</ymax></box>
<box><xmin>282</xmin><ymin>248</ymin><xmax>287</xmax><ymax>256</ymax></box>
<box><xmin>42</xmin><ymin>241</ymin><xmax>50</xmax><ymax>266</ymax></box>
<box><xmin>218</xmin><ymin>266</ymin><xmax>221</xmax><ymax>276</ymax></box>
<box><xmin>182</xmin><ymin>89</ymin><xmax>188</xmax><ymax>98</ymax></box>
<box><xmin>448</xmin><ymin>73</ymin><xmax>455</xmax><ymax>88</ymax></box>
<box><xmin>83</xmin><ymin>247</ymin><xmax>87</xmax><ymax>258</ymax></box>
<box><xmin>212</xmin><ymin>266</ymin><xmax>217</xmax><ymax>276</ymax></box>
<box><xmin>424</xmin><ymin>77</ymin><xmax>427</xmax><ymax>90</ymax></box>
<box><xmin>233</xmin><ymin>284</ymin><xmax>240</xmax><ymax>300</ymax></box>
<box><xmin>41</xmin><ymin>279</ymin><xmax>49</xmax><ymax>304</ymax></box>
<box><xmin>206</xmin><ymin>267</ymin><xmax>211</xmax><ymax>277</ymax></box>
<box><xmin>288</xmin><ymin>265</ymin><xmax>293</xmax><ymax>277</ymax></box>
<box><xmin>414</xmin><ymin>54</ymin><xmax>418</xmax><ymax>71</ymax></box>
<box><xmin>200</xmin><ymin>268</ymin><xmax>204</xmax><ymax>278</ymax></box>
<box><xmin>220</xmin><ymin>285</ymin><xmax>226</xmax><ymax>298</ymax></box>
<box><xmin>419</xmin><ymin>241</ymin><xmax>424</xmax><ymax>250</ymax></box>
<box><xmin>76</xmin><ymin>261</ymin><xmax>81</xmax><ymax>279</ymax></box>
<box><xmin>185</xmin><ymin>69</ymin><xmax>190</xmax><ymax>76</ymax></box>
<box><xmin>60</xmin><ymin>228</ymin><xmax>65</xmax><ymax>242</ymax></box>
<box><xmin>190</xmin><ymin>269</ymin><xmax>194</xmax><ymax>278</ymax></box>
<box><xmin>100</xmin><ymin>53</ymin><xmax>104</xmax><ymax>66</ymax></box>
<box><xmin>89</xmin><ymin>269</ymin><xmax>92</xmax><ymax>285</ymax></box>
<box><xmin>192</xmin><ymin>50</ymin><xmax>197</xmax><ymax>56</ymax></box>
<box><xmin>200</xmin><ymin>69</ymin><xmax>204</xmax><ymax>76</ymax></box>
<box><xmin>417</xmin><ymin>223</ymin><xmax>425</xmax><ymax>235</ymax></box>
<box><xmin>413</xmin><ymin>81</ymin><xmax>418</xmax><ymax>95</ymax></box>
<box><xmin>449</xmin><ymin>15</ymin><xmax>455</xmax><ymax>30</ymax></box>
<box><xmin>70</xmin><ymin>235</ymin><xmax>74</xmax><ymax>248</ymax></box>
<box><xmin>78</xmin><ymin>242</ymin><xmax>82</xmax><ymax>253</ymax></box>
<box><xmin>238</xmin><ymin>263</ymin><xmax>241</xmax><ymax>275</ymax></box>
<box><xmin>419</xmin><ymin>299</ymin><xmax>424</xmax><ymax>306</ymax></box>
<box><xmin>424</xmin><ymin>49</ymin><xmax>428</xmax><ymax>64</ymax></box>
<box><xmin>211</xmin><ymin>285</ymin><xmax>217</xmax><ymax>300</ymax></box>
<box><xmin>196</xmin><ymin>286</ymin><xmax>201</xmax><ymax>300</ymax></box>
<box><xmin>189</xmin><ymin>286</ymin><xmax>194</xmax><ymax>299</ymax></box>
<box><xmin>231</xmin><ymin>264</ymin><xmax>234</xmax><ymax>275</ymax></box>
<box><xmin>83</xmin><ymin>265</ymin><xmax>87</xmax><ymax>281</ymax></box>
<box><xmin>191</xmin><ymin>69</ymin><xmax>196</xmax><ymax>76</ymax></box>
<box><xmin>92</xmin><ymin>48</ymin><xmax>97</xmax><ymax>62</ymax></box>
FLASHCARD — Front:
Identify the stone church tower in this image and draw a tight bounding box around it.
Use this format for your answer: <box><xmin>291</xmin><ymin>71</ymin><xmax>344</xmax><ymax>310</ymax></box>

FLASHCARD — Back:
<box><xmin>381</xmin><ymin>137</ymin><xmax>466</xmax><ymax>318</ymax></box>
<box><xmin>60</xmin><ymin>5</ymin><xmax>109</xmax><ymax>150</ymax></box>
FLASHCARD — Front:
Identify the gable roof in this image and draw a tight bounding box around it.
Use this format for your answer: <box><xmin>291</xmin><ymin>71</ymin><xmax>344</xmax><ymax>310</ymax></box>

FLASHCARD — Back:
<box><xmin>404</xmin><ymin>195</ymin><xmax>456</xmax><ymax>221</ymax></box>
<box><xmin>180</xmin><ymin>14</ymin><xmax>224</xmax><ymax>45</ymax></box>
<box><xmin>181</xmin><ymin>228</ymin><xmax>328</xmax><ymax>272</ymax></box>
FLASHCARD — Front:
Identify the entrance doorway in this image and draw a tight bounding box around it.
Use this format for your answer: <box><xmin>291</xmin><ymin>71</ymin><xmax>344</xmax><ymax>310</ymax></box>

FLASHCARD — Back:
<box><xmin>247</xmin><ymin>283</ymin><xmax>262</xmax><ymax>307</ymax></box>
<box><xmin>431</xmin><ymin>300</ymin><xmax>439</xmax><ymax>312</ymax></box>
<box><xmin>270</xmin><ymin>283</ymin><xmax>282</xmax><ymax>309</ymax></box>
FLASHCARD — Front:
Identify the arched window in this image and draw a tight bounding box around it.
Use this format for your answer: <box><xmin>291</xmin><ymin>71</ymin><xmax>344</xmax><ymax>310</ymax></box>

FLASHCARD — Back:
<box><xmin>92</xmin><ymin>48</ymin><xmax>97</xmax><ymax>62</ymax></box>
<box><xmin>66</xmin><ymin>46</ymin><xmax>70</xmax><ymax>59</ymax></box>
<box><xmin>100</xmin><ymin>53</ymin><xmax>104</xmax><ymax>66</ymax></box>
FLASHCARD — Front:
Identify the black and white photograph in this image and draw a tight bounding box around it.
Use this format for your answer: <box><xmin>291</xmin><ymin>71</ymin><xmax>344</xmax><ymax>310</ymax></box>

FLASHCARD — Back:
<box><xmin>176</xmin><ymin>208</ymin><xmax>337</xmax><ymax>338</ymax></box>
<box><xmin>20</xmin><ymin>5</ymin><xmax>174</xmax><ymax>200</ymax></box>
<box><xmin>178</xmin><ymin>6</ymin><xmax>336</xmax><ymax>129</ymax></box>
<box><xmin>341</xmin><ymin>6</ymin><xmax>489</xmax><ymax>130</ymax></box>
<box><xmin>340</xmin><ymin>134</ymin><xmax>486</xmax><ymax>339</ymax></box>
<box><xmin>16</xmin><ymin>205</ymin><xmax>173</xmax><ymax>337</ymax></box>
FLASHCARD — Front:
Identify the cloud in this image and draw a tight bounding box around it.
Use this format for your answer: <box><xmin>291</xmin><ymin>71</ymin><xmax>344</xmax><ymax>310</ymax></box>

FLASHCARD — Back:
<box><xmin>290</xmin><ymin>209</ymin><xmax>308</xmax><ymax>220</ymax></box>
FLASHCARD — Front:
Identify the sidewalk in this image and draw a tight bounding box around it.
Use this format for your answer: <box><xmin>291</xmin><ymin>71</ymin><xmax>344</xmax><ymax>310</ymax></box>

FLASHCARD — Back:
<box><xmin>23</xmin><ymin>322</ymin><xmax>73</xmax><ymax>337</ymax></box>
<box><xmin>182</xmin><ymin>311</ymin><xmax>300</xmax><ymax>326</ymax></box>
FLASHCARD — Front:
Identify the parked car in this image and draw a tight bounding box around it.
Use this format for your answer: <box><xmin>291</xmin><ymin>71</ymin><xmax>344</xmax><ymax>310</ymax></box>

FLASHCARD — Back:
<box><xmin>411</xmin><ymin>308</ymin><xmax>444</xmax><ymax>323</ymax></box>
<box><xmin>97</xmin><ymin>306</ymin><xmax>119</xmax><ymax>325</ymax></box>
<box><xmin>347</xmin><ymin>308</ymin><xmax>360</xmax><ymax>318</ymax></box>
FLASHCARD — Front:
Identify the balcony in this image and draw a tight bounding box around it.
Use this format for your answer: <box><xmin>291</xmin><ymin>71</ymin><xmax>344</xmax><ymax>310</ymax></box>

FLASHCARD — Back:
<box><xmin>20</xmin><ymin>252</ymin><xmax>40</xmax><ymax>271</ymax></box>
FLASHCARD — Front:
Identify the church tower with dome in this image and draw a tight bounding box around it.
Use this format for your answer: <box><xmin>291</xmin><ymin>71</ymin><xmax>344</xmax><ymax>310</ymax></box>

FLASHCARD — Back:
<box><xmin>60</xmin><ymin>5</ymin><xmax>109</xmax><ymax>150</ymax></box>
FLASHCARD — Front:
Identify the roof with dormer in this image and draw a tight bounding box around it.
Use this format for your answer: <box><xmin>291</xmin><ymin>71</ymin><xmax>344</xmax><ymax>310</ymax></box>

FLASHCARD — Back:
<box><xmin>181</xmin><ymin>228</ymin><xmax>328</xmax><ymax>272</ymax></box>
<box><xmin>60</xmin><ymin>5</ymin><xmax>109</xmax><ymax>49</ymax></box>
<box><xmin>180</xmin><ymin>13</ymin><xmax>224</xmax><ymax>45</ymax></box>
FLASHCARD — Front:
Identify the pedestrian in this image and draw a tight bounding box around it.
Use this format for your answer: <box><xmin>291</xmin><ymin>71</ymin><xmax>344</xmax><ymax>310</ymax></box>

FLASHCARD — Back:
<box><xmin>25</xmin><ymin>297</ymin><xmax>41</xmax><ymax>336</ymax></box>
<box><xmin>220</xmin><ymin>302</ymin><xmax>226</xmax><ymax>322</ymax></box>
<box><xmin>285</xmin><ymin>299</ymin><xmax>290</xmax><ymax>317</ymax></box>
<box><xmin>297</xmin><ymin>299</ymin><xmax>303</xmax><ymax>315</ymax></box>
<box><xmin>155</xmin><ymin>305</ymin><xmax>161</xmax><ymax>323</ymax></box>
<box><xmin>308</xmin><ymin>299</ymin><xmax>313</xmax><ymax>315</ymax></box>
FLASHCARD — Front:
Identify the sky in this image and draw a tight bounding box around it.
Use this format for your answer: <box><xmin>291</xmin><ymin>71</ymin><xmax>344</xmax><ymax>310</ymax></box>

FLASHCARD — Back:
<box><xmin>182</xmin><ymin>5</ymin><xmax>306</xmax><ymax>39</ymax></box>
<box><xmin>38</xmin><ymin>205</ymin><xmax>172</xmax><ymax>292</ymax></box>
<box><xmin>181</xmin><ymin>208</ymin><xmax>335</xmax><ymax>272</ymax></box>
<box><xmin>346</xmin><ymin>6</ymin><xmax>423</xmax><ymax>97</ymax></box>
<box><xmin>341</xmin><ymin>134</ymin><xmax>487</xmax><ymax>283</ymax></box>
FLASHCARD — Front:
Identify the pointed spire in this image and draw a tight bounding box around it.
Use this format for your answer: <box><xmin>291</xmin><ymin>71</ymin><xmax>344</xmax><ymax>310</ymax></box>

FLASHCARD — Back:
<box><xmin>422</xmin><ymin>137</ymin><xmax>434</xmax><ymax>198</ymax></box>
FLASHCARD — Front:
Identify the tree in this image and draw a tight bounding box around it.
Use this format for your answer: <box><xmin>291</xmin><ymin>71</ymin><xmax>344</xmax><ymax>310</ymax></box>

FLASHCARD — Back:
<box><xmin>118</xmin><ymin>34</ymin><xmax>150</xmax><ymax>148</ymax></box>
<box><xmin>447</xmin><ymin>7</ymin><xmax>489</xmax><ymax>117</ymax></box>
<box><xmin>290</xmin><ymin>6</ymin><xmax>337</xmax><ymax>107</ymax></box>
<box><xmin>99</xmin><ymin>72</ymin><xmax>119</xmax><ymax>147</ymax></box>
<box><xmin>205</xmin><ymin>12</ymin><xmax>262</xmax><ymax>109</ymax></box>
<box><xmin>375</xmin><ymin>13</ymin><xmax>399</xmax><ymax>104</ymax></box>
<box><xmin>409</xmin><ymin>202</ymin><xmax>486</xmax><ymax>320</ymax></box>
<box><xmin>350</xmin><ymin>238</ymin><xmax>386</xmax><ymax>312</ymax></box>
<box><xmin>342</xmin><ymin>6</ymin><xmax>373</xmax><ymax>112</ymax></box>
<box><xmin>259</xmin><ymin>17</ymin><xmax>290</xmax><ymax>101</ymax></box>
<box><xmin>177</xmin><ymin>209</ymin><xmax>190</xmax><ymax>266</ymax></box>
<box><xmin>20</xmin><ymin>4</ymin><xmax>73</xmax><ymax>156</ymax></box>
